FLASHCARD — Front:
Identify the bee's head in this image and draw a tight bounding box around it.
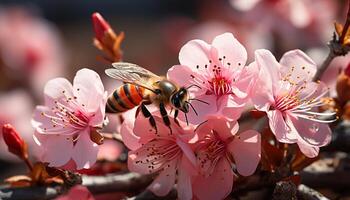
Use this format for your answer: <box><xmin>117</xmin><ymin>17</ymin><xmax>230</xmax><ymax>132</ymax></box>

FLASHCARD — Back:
<box><xmin>170</xmin><ymin>87</ymin><xmax>189</xmax><ymax>113</ymax></box>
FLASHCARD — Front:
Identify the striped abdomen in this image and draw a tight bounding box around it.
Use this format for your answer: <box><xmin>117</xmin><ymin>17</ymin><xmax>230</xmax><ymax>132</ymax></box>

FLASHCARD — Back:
<box><xmin>106</xmin><ymin>84</ymin><xmax>145</xmax><ymax>113</ymax></box>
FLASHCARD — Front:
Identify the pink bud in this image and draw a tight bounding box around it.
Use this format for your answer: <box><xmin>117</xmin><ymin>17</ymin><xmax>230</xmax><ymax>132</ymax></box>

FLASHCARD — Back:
<box><xmin>92</xmin><ymin>12</ymin><xmax>111</xmax><ymax>42</ymax></box>
<box><xmin>2</xmin><ymin>124</ymin><xmax>28</xmax><ymax>159</ymax></box>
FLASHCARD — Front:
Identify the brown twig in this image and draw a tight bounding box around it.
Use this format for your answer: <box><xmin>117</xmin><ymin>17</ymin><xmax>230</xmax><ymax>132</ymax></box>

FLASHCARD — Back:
<box><xmin>83</xmin><ymin>173</ymin><xmax>153</xmax><ymax>194</ymax></box>
<box><xmin>313</xmin><ymin>1</ymin><xmax>350</xmax><ymax>81</ymax></box>
<box><xmin>126</xmin><ymin>189</ymin><xmax>177</xmax><ymax>200</ymax></box>
<box><xmin>297</xmin><ymin>184</ymin><xmax>329</xmax><ymax>200</ymax></box>
<box><xmin>0</xmin><ymin>172</ymin><xmax>153</xmax><ymax>200</ymax></box>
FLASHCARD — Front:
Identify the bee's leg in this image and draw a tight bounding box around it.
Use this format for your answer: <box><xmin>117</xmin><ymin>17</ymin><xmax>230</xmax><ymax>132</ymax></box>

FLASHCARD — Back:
<box><xmin>135</xmin><ymin>106</ymin><xmax>141</xmax><ymax>118</ymax></box>
<box><xmin>159</xmin><ymin>102</ymin><xmax>172</xmax><ymax>135</ymax></box>
<box><xmin>140</xmin><ymin>102</ymin><xmax>157</xmax><ymax>134</ymax></box>
<box><xmin>174</xmin><ymin>109</ymin><xmax>180</xmax><ymax>126</ymax></box>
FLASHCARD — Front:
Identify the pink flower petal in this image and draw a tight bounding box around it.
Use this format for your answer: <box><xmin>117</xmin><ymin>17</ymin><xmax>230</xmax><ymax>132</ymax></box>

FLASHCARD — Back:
<box><xmin>120</xmin><ymin>116</ymin><xmax>141</xmax><ymax>150</ymax></box>
<box><xmin>212</xmin><ymin>32</ymin><xmax>247</xmax><ymax>69</ymax></box>
<box><xmin>228</xmin><ymin>130</ymin><xmax>261</xmax><ymax>176</ymax></box>
<box><xmin>176</xmin><ymin>137</ymin><xmax>197</xmax><ymax>168</ymax></box>
<box><xmin>267</xmin><ymin>110</ymin><xmax>297</xmax><ymax>143</ymax></box>
<box><xmin>44</xmin><ymin>77</ymin><xmax>73</xmax><ymax>108</ymax></box>
<box><xmin>297</xmin><ymin>139</ymin><xmax>320</xmax><ymax>158</ymax></box>
<box><xmin>254</xmin><ymin>49</ymin><xmax>280</xmax><ymax>93</ymax></box>
<box><xmin>219</xmin><ymin>95</ymin><xmax>246</xmax><ymax>120</ymax></box>
<box><xmin>71</xmin><ymin>130</ymin><xmax>99</xmax><ymax>169</ymax></box>
<box><xmin>73</xmin><ymin>68</ymin><xmax>105</xmax><ymax>113</ymax></box>
<box><xmin>202</xmin><ymin>116</ymin><xmax>239</xmax><ymax>141</ymax></box>
<box><xmin>167</xmin><ymin>65</ymin><xmax>206</xmax><ymax>96</ymax></box>
<box><xmin>177</xmin><ymin>156</ymin><xmax>194</xmax><ymax>200</ymax></box>
<box><xmin>34</xmin><ymin>133</ymin><xmax>74</xmax><ymax>167</ymax></box>
<box><xmin>251</xmin><ymin>50</ymin><xmax>278</xmax><ymax>111</ymax></box>
<box><xmin>289</xmin><ymin>117</ymin><xmax>331</xmax><ymax>147</ymax></box>
<box><xmin>279</xmin><ymin>49</ymin><xmax>317</xmax><ymax>83</ymax></box>
<box><xmin>133</xmin><ymin>114</ymin><xmax>174</xmax><ymax>144</ymax></box>
<box><xmin>147</xmin><ymin>160</ymin><xmax>177</xmax><ymax>196</ymax></box>
<box><xmin>179</xmin><ymin>39</ymin><xmax>211</xmax><ymax>70</ymax></box>
<box><xmin>193</xmin><ymin>158</ymin><xmax>234</xmax><ymax>200</ymax></box>
<box><xmin>177</xmin><ymin>94</ymin><xmax>217</xmax><ymax>125</ymax></box>
<box><xmin>127</xmin><ymin>139</ymin><xmax>175</xmax><ymax>174</ymax></box>
<box><xmin>232</xmin><ymin>63</ymin><xmax>259</xmax><ymax>99</ymax></box>
<box><xmin>32</xmin><ymin>106</ymin><xmax>75</xmax><ymax>135</ymax></box>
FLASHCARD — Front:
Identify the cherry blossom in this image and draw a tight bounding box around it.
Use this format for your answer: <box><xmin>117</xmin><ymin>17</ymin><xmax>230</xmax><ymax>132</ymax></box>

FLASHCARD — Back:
<box><xmin>192</xmin><ymin>116</ymin><xmax>260</xmax><ymax>200</ymax></box>
<box><xmin>0</xmin><ymin>7</ymin><xmax>66</xmax><ymax>95</ymax></box>
<box><xmin>167</xmin><ymin>32</ymin><xmax>258</xmax><ymax>124</ymax></box>
<box><xmin>32</xmin><ymin>69</ymin><xmax>107</xmax><ymax>169</ymax></box>
<box><xmin>123</xmin><ymin>112</ymin><xmax>197</xmax><ymax>200</ymax></box>
<box><xmin>252</xmin><ymin>49</ymin><xmax>335</xmax><ymax>157</ymax></box>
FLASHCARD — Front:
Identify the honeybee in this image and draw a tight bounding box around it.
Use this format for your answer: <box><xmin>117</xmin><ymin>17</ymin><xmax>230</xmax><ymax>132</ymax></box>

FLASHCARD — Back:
<box><xmin>105</xmin><ymin>62</ymin><xmax>204</xmax><ymax>133</ymax></box>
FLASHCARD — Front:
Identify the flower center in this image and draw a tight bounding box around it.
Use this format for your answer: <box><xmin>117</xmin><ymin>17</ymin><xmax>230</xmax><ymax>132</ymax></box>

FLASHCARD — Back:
<box><xmin>270</xmin><ymin>80</ymin><xmax>337</xmax><ymax>124</ymax></box>
<box><xmin>273</xmin><ymin>92</ymin><xmax>300</xmax><ymax>112</ymax></box>
<box><xmin>134</xmin><ymin>138</ymin><xmax>181</xmax><ymax>174</ymax></box>
<box><xmin>196</xmin><ymin>132</ymin><xmax>226</xmax><ymax>176</ymax></box>
<box><xmin>207</xmin><ymin>64</ymin><xmax>232</xmax><ymax>96</ymax></box>
<box><xmin>40</xmin><ymin>90</ymin><xmax>91</xmax><ymax>133</ymax></box>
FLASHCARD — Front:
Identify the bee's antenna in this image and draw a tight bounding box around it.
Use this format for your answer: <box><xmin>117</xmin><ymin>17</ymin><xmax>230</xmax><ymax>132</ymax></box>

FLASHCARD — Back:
<box><xmin>194</xmin><ymin>120</ymin><xmax>208</xmax><ymax>133</ymax></box>
<box><xmin>184</xmin><ymin>112</ymin><xmax>189</xmax><ymax>126</ymax></box>
<box><xmin>186</xmin><ymin>101</ymin><xmax>198</xmax><ymax>116</ymax></box>
<box><xmin>189</xmin><ymin>98</ymin><xmax>210</xmax><ymax>105</ymax></box>
<box><xmin>186</xmin><ymin>84</ymin><xmax>202</xmax><ymax>90</ymax></box>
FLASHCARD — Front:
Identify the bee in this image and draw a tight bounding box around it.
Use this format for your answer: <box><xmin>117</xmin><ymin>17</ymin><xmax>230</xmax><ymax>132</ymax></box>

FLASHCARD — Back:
<box><xmin>105</xmin><ymin>62</ymin><xmax>205</xmax><ymax>133</ymax></box>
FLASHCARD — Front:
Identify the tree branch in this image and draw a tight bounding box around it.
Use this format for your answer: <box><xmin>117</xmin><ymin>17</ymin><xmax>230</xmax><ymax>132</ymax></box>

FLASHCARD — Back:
<box><xmin>297</xmin><ymin>184</ymin><xmax>329</xmax><ymax>200</ymax></box>
<box><xmin>0</xmin><ymin>173</ymin><xmax>153</xmax><ymax>200</ymax></box>
<box><xmin>83</xmin><ymin>172</ymin><xmax>153</xmax><ymax>194</ymax></box>
<box><xmin>313</xmin><ymin>1</ymin><xmax>350</xmax><ymax>81</ymax></box>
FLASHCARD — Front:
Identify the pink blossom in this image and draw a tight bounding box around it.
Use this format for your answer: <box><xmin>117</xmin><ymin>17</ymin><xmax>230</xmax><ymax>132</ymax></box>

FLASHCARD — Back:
<box><xmin>167</xmin><ymin>32</ymin><xmax>258</xmax><ymax>124</ymax></box>
<box><xmin>0</xmin><ymin>90</ymin><xmax>34</xmax><ymax>162</ymax></box>
<box><xmin>55</xmin><ymin>185</ymin><xmax>94</xmax><ymax>200</ymax></box>
<box><xmin>0</xmin><ymin>7</ymin><xmax>65</xmax><ymax>95</ymax></box>
<box><xmin>192</xmin><ymin>116</ymin><xmax>260</xmax><ymax>200</ymax></box>
<box><xmin>123</xmin><ymin>112</ymin><xmax>197</xmax><ymax>200</ymax></box>
<box><xmin>32</xmin><ymin>69</ymin><xmax>107</xmax><ymax>169</ymax></box>
<box><xmin>252</xmin><ymin>49</ymin><xmax>335</xmax><ymax>157</ymax></box>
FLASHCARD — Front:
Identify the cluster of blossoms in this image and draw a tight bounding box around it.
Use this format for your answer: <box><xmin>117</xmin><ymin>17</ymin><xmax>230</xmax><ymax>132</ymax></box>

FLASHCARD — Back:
<box><xmin>31</xmin><ymin>33</ymin><xmax>335</xmax><ymax>199</ymax></box>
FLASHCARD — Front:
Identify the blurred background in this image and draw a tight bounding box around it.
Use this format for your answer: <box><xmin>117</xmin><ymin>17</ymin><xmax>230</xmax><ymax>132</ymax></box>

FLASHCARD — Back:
<box><xmin>0</xmin><ymin>0</ymin><xmax>348</xmax><ymax>180</ymax></box>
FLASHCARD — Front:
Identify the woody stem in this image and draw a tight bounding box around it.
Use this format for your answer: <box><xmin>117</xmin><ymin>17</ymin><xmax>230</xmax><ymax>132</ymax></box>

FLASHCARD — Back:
<box><xmin>23</xmin><ymin>157</ymin><xmax>33</xmax><ymax>171</ymax></box>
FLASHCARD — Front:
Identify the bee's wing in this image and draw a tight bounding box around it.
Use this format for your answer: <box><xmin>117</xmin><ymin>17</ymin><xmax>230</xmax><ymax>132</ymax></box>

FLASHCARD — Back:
<box><xmin>105</xmin><ymin>62</ymin><xmax>162</xmax><ymax>92</ymax></box>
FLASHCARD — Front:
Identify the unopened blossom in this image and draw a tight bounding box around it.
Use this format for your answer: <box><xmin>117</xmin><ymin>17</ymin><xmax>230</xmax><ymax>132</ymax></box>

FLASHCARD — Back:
<box><xmin>167</xmin><ymin>32</ymin><xmax>258</xmax><ymax>124</ymax></box>
<box><xmin>252</xmin><ymin>49</ymin><xmax>335</xmax><ymax>157</ymax></box>
<box><xmin>2</xmin><ymin>124</ymin><xmax>28</xmax><ymax>160</ymax></box>
<box><xmin>92</xmin><ymin>12</ymin><xmax>124</xmax><ymax>62</ymax></box>
<box><xmin>192</xmin><ymin>116</ymin><xmax>260</xmax><ymax>200</ymax></box>
<box><xmin>123</xmin><ymin>112</ymin><xmax>197</xmax><ymax>200</ymax></box>
<box><xmin>32</xmin><ymin>69</ymin><xmax>107</xmax><ymax>169</ymax></box>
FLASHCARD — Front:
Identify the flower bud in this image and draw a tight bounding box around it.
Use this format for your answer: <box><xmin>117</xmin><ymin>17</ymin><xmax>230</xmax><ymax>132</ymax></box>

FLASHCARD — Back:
<box><xmin>336</xmin><ymin>63</ymin><xmax>350</xmax><ymax>104</ymax></box>
<box><xmin>2</xmin><ymin>124</ymin><xmax>28</xmax><ymax>160</ymax></box>
<box><xmin>91</xmin><ymin>12</ymin><xmax>124</xmax><ymax>62</ymax></box>
<box><xmin>92</xmin><ymin>12</ymin><xmax>111</xmax><ymax>43</ymax></box>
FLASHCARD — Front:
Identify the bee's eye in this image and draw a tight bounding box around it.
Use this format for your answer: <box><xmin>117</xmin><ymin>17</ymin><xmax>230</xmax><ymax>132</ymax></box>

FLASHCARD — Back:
<box><xmin>171</xmin><ymin>96</ymin><xmax>181</xmax><ymax>108</ymax></box>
